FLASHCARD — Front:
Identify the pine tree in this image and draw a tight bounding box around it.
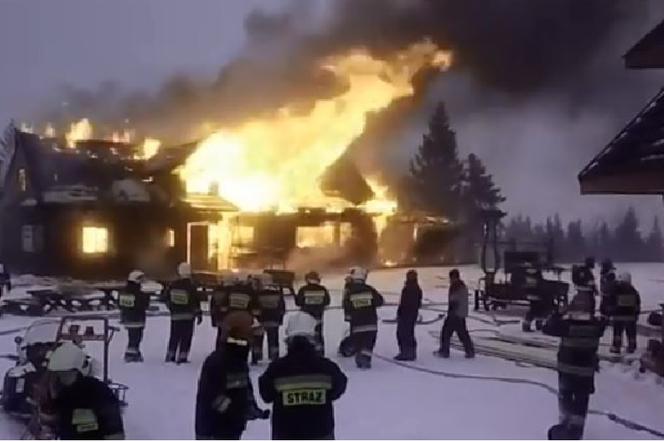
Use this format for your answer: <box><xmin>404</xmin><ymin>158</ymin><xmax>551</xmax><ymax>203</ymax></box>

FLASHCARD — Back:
<box><xmin>462</xmin><ymin>153</ymin><xmax>505</xmax><ymax>213</ymax></box>
<box><xmin>645</xmin><ymin>216</ymin><xmax>664</xmax><ymax>262</ymax></box>
<box><xmin>597</xmin><ymin>221</ymin><xmax>613</xmax><ymax>260</ymax></box>
<box><xmin>409</xmin><ymin>102</ymin><xmax>465</xmax><ymax>219</ymax></box>
<box><xmin>614</xmin><ymin>207</ymin><xmax>643</xmax><ymax>262</ymax></box>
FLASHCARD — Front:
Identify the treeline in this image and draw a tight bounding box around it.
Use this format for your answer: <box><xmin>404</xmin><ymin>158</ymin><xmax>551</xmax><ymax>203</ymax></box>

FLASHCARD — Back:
<box><xmin>504</xmin><ymin>209</ymin><xmax>664</xmax><ymax>263</ymax></box>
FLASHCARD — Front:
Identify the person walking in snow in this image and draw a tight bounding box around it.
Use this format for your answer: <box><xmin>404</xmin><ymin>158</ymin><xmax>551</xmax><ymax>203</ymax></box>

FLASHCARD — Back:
<box><xmin>435</xmin><ymin>269</ymin><xmax>475</xmax><ymax>358</ymax></box>
<box><xmin>295</xmin><ymin>270</ymin><xmax>331</xmax><ymax>356</ymax></box>
<box><xmin>165</xmin><ymin>262</ymin><xmax>202</xmax><ymax>364</ymax></box>
<box><xmin>253</xmin><ymin>273</ymin><xmax>286</xmax><ymax>363</ymax></box>
<box><xmin>259</xmin><ymin>311</ymin><xmax>347</xmax><ymax>440</ymax></box>
<box><xmin>196</xmin><ymin>311</ymin><xmax>254</xmax><ymax>440</ymax></box>
<box><xmin>394</xmin><ymin>269</ymin><xmax>422</xmax><ymax>361</ymax></box>
<box><xmin>119</xmin><ymin>270</ymin><xmax>150</xmax><ymax>362</ymax></box>
<box><xmin>342</xmin><ymin>267</ymin><xmax>384</xmax><ymax>369</ymax></box>
<box><xmin>598</xmin><ymin>259</ymin><xmax>616</xmax><ymax>319</ymax></box>
<box><xmin>571</xmin><ymin>257</ymin><xmax>598</xmax><ymax>315</ymax></box>
<box><xmin>544</xmin><ymin>299</ymin><xmax>606</xmax><ymax>440</ymax></box>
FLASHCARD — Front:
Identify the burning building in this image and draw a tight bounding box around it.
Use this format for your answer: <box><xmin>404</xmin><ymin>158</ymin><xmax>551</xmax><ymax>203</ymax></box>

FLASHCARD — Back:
<box><xmin>0</xmin><ymin>41</ymin><xmax>454</xmax><ymax>279</ymax></box>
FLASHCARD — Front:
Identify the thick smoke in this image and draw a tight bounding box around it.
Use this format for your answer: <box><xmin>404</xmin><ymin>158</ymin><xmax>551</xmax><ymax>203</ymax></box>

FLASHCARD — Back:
<box><xmin>34</xmin><ymin>0</ymin><xmax>664</xmax><ymax>223</ymax></box>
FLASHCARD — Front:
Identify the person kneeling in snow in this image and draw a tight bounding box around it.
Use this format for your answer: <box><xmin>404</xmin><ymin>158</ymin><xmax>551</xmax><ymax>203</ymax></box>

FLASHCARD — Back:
<box><xmin>259</xmin><ymin>312</ymin><xmax>347</xmax><ymax>440</ymax></box>
<box><xmin>41</xmin><ymin>342</ymin><xmax>124</xmax><ymax>440</ymax></box>
<box><xmin>196</xmin><ymin>311</ymin><xmax>255</xmax><ymax>440</ymax></box>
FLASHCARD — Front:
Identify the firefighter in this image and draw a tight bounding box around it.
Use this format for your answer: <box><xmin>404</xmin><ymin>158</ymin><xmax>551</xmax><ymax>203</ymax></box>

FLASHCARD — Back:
<box><xmin>436</xmin><ymin>269</ymin><xmax>475</xmax><ymax>358</ymax></box>
<box><xmin>165</xmin><ymin>262</ymin><xmax>202</xmax><ymax>364</ymax></box>
<box><xmin>295</xmin><ymin>271</ymin><xmax>331</xmax><ymax>355</ymax></box>
<box><xmin>342</xmin><ymin>267</ymin><xmax>384</xmax><ymax>369</ymax></box>
<box><xmin>42</xmin><ymin>342</ymin><xmax>125</xmax><ymax>440</ymax></box>
<box><xmin>521</xmin><ymin>263</ymin><xmax>545</xmax><ymax>332</ymax></box>
<box><xmin>119</xmin><ymin>270</ymin><xmax>150</xmax><ymax>362</ymax></box>
<box><xmin>195</xmin><ymin>311</ymin><xmax>253</xmax><ymax>440</ymax></box>
<box><xmin>571</xmin><ymin>257</ymin><xmax>598</xmax><ymax>315</ymax></box>
<box><xmin>0</xmin><ymin>263</ymin><xmax>10</xmax><ymax>308</ymax></box>
<box><xmin>254</xmin><ymin>273</ymin><xmax>286</xmax><ymax>363</ymax></box>
<box><xmin>394</xmin><ymin>269</ymin><xmax>422</xmax><ymax>361</ymax></box>
<box><xmin>598</xmin><ymin>259</ymin><xmax>616</xmax><ymax>319</ymax></box>
<box><xmin>259</xmin><ymin>311</ymin><xmax>347</xmax><ymax>440</ymax></box>
<box><xmin>543</xmin><ymin>300</ymin><xmax>606</xmax><ymax>440</ymax></box>
<box><xmin>603</xmin><ymin>272</ymin><xmax>641</xmax><ymax>354</ymax></box>
<box><xmin>210</xmin><ymin>272</ymin><xmax>237</xmax><ymax>348</ymax></box>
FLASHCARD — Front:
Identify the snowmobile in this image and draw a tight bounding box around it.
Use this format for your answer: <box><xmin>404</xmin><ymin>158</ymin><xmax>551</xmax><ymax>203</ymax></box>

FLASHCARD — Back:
<box><xmin>1</xmin><ymin>315</ymin><xmax>128</xmax><ymax>436</ymax></box>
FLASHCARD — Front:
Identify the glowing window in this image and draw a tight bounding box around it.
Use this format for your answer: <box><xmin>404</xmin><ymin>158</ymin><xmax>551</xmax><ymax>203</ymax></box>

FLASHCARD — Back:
<box><xmin>82</xmin><ymin>226</ymin><xmax>109</xmax><ymax>254</ymax></box>
<box><xmin>296</xmin><ymin>223</ymin><xmax>337</xmax><ymax>248</ymax></box>
<box><xmin>166</xmin><ymin>229</ymin><xmax>175</xmax><ymax>247</ymax></box>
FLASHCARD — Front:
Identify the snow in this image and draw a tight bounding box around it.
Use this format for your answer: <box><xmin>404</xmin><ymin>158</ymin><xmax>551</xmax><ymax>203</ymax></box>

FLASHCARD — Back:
<box><xmin>1</xmin><ymin>264</ymin><xmax>663</xmax><ymax>439</ymax></box>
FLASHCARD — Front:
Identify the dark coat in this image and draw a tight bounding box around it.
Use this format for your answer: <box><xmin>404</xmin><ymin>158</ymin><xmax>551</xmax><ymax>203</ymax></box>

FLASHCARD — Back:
<box><xmin>218</xmin><ymin>283</ymin><xmax>260</xmax><ymax>317</ymax></box>
<box><xmin>448</xmin><ymin>280</ymin><xmax>469</xmax><ymax>318</ymax></box>
<box><xmin>166</xmin><ymin>278</ymin><xmax>201</xmax><ymax>321</ymax></box>
<box><xmin>543</xmin><ymin>313</ymin><xmax>606</xmax><ymax>394</ymax></box>
<box><xmin>52</xmin><ymin>376</ymin><xmax>124</xmax><ymax>440</ymax></box>
<box><xmin>397</xmin><ymin>281</ymin><xmax>422</xmax><ymax>321</ymax></box>
<box><xmin>601</xmin><ymin>281</ymin><xmax>641</xmax><ymax>321</ymax></box>
<box><xmin>256</xmin><ymin>287</ymin><xmax>286</xmax><ymax>327</ymax></box>
<box><xmin>195</xmin><ymin>344</ymin><xmax>251</xmax><ymax>439</ymax></box>
<box><xmin>259</xmin><ymin>338</ymin><xmax>347</xmax><ymax>440</ymax></box>
<box><xmin>342</xmin><ymin>282</ymin><xmax>384</xmax><ymax>331</ymax></box>
<box><xmin>295</xmin><ymin>283</ymin><xmax>331</xmax><ymax>320</ymax></box>
<box><xmin>119</xmin><ymin>281</ymin><xmax>150</xmax><ymax>327</ymax></box>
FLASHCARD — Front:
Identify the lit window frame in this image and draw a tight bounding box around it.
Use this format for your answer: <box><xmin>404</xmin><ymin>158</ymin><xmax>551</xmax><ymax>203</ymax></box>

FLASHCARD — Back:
<box><xmin>81</xmin><ymin>225</ymin><xmax>109</xmax><ymax>255</ymax></box>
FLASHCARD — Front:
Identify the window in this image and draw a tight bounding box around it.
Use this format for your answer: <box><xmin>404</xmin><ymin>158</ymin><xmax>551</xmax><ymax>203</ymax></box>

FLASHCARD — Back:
<box><xmin>166</xmin><ymin>229</ymin><xmax>175</xmax><ymax>248</ymax></box>
<box><xmin>21</xmin><ymin>225</ymin><xmax>44</xmax><ymax>253</ymax></box>
<box><xmin>18</xmin><ymin>169</ymin><xmax>27</xmax><ymax>192</ymax></box>
<box><xmin>82</xmin><ymin>226</ymin><xmax>109</xmax><ymax>254</ymax></box>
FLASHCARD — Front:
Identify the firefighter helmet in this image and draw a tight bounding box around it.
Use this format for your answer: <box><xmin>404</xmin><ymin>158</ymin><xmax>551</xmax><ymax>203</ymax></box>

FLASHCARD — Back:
<box><xmin>177</xmin><ymin>262</ymin><xmax>192</xmax><ymax>278</ymax></box>
<box><xmin>285</xmin><ymin>311</ymin><xmax>317</xmax><ymax>339</ymax></box>
<box><xmin>349</xmin><ymin>267</ymin><xmax>368</xmax><ymax>282</ymax></box>
<box><xmin>128</xmin><ymin>270</ymin><xmax>145</xmax><ymax>283</ymax></box>
<box><xmin>305</xmin><ymin>271</ymin><xmax>321</xmax><ymax>284</ymax></box>
<box><xmin>222</xmin><ymin>311</ymin><xmax>254</xmax><ymax>343</ymax></box>
<box><xmin>617</xmin><ymin>271</ymin><xmax>632</xmax><ymax>284</ymax></box>
<box><xmin>47</xmin><ymin>342</ymin><xmax>90</xmax><ymax>374</ymax></box>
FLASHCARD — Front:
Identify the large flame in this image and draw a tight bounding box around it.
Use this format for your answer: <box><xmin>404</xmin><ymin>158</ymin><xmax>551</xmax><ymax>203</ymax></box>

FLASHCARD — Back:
<box><xmin>180</xmin><ymin>40</ymin><xmax>452</xmax><ymax>213</ymax></box>
<box><xmin>66</xmin><ymin>118</ymin><xmax>93</xmax><ymax>148</ymax></box>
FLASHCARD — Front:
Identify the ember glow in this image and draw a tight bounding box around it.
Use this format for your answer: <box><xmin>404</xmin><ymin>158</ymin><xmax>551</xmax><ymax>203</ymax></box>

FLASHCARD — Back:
<box><xmin>138</xmin><ymin>138</ymin><xmax>161</xmax><ymax>160</ymax></box>
<box><xmin>180</xmin><ymin>40</ymin><xmax>452</xmax><ymax>214</ymax></box>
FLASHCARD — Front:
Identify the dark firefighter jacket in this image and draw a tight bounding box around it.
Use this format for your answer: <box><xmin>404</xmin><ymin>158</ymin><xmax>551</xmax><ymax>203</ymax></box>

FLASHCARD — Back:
<box><xmin>52</xmin><ymin>376</ymin><xmax>124</xmax><ymax>440</ymax></box>
<box><xmin>572</xmin><ymin>265</ymin><xmax>597</xmax><ymax>296</ymax></box>
<box><xmin>601</xmin><ymin>281</ymin><xmax>641</xmax><ymax>322</ymax></box>
<box><xmin>542</xmin><ymin>313</ymin><xmax>606</xmax><ymax>394</ymax></box>
<box><xmin>295</xmin><ymin>283</ymin><xmax>331</xmax><ymax>320</ymax></box>
<box><xmin>195</xmin><ymin>343</ymin><xmax>251</xmax><ymax>439</ymax></box>
<box><xmin>118</xmin><ymin>281</ymin><xmax>150</xmax><ymax>328</ymax></box>
<box><xmin>524</xmin><ymin>268</ymin><xmax>543</xmax><ymax>301</ymax></box>
<box><xmin>166</xmin><ymin>278</ymin><xmax>202</xmax><ymax>321</ymax></box>
<box><xmin>209</xmin><ymin>288</ymin><xmax>227</xmax><ymax>328</ymax></box>
<box><xmin>448</xmin><ymin>280</ymin><xmax>469</xmax><ymax>318</ymax></box>
<box><xmin>342</xmin><ymin>282</ymin><xmax>384</xmax><ymax>333</ymax></box>
<box><xmin>218</xmin><ymin>283</ymin><xmax>260</xmax><ymax>318</ymax></box>
<box><xmin>258</xmin><ymin>338</ymin><xmax>347</xmax><ymax>440</ymax></box>
<box><xmin>599</xmin><ymin>271</ymin><xmax>616</xmax><ymax>297</ymax></box>
<box><xmin>397</xmin><ymin>281</ymin><xmax>422</xmax><ymax>321</ymax></box>
<box><xmin>0</xmin><ymin>270</ymin><xmax>10</xmax><ymax>293</ymax></box>
<box><xmin>256</xmin><ymin>287</ymin><xmax>286</xmax><ymax>328</ymax></box>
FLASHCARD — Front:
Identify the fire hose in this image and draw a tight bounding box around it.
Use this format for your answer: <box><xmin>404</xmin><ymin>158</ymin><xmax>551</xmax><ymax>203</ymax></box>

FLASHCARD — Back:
<box><xmin>363</xmin><ymin>350</ymin><xmax>664</xmax><ymax>439</ymax></box>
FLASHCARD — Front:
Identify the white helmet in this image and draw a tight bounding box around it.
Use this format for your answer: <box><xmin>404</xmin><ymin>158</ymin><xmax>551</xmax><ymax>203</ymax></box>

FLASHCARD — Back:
<box><xmin>285</xmin><ymin>311</ymin><xmax>317</xmax><ymax>339</ymax></box>
<box><xmin>47</xmin><ymin>342</ymin><xmax>90</xmax><ymax>374</ymax></box>
<box><xmin>617</xmin><ymin>272</ymin><xmax>632</xmax><ymax>284</ymax></box>
<box><xmin>349</xmin><ymin>266</ymin><xmax>368</xmax><ymax>282</ymax></box>
<box><xmin>128</xmin><ymin>270</ymin><xmax>145</xmax><ymax>283</ymax></box>
<box><xmin>178</xmin><ymin>262</ymin><xmax>192</xmax><ymax>278</ymax></box>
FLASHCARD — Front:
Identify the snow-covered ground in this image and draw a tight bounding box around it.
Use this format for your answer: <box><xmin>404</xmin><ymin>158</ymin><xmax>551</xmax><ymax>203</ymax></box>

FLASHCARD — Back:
<box><xmin>1</xmin><ymin>264</ymin><xmax>663</xmax><ymax>439</ymax></box>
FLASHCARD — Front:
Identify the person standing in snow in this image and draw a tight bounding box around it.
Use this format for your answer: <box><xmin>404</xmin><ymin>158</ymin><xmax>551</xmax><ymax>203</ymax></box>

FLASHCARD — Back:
<box><xmin>118</xmin><ymin>270</ymin><xmax>150</xmax><ymax>362</ymax></box>
<box><xmin>604</xmin><ymin>272</ymin><xmax>640</xmax><ymax>354</ymax></box>
<box><xmin>165</xmin><ymin>262</ymin><xmax>202</xmax><ymax>364</ymax></box>
<box><xmin>394</xmin><ymin>269</ymin><xmax>422</xmax><ymax>361</ymax></box>
<box><xmin>253</xmin><ymin>273</ymin><xmax>286</xmax><ymax>363</ymax></box>
<box><xmin>598</xmin><ymin>259</ymin><xmax>616</xmax><ymax>319</ymax></box>
<box><xmin>295</xmin><ymin>270</ymin><xmax>331</xmax><ymax>356</ymax></box>
<box><xmin>521</xmin><ymin>263</ymin><xmax>545</xmax><ymax>332</ymax></box>
<box><xmin>0</xmin><ymin>263</ymin><xmax>10</xmax><ymax>308</ymax></box>
<box><xmin>259</xmin><ymin>312</ymin><xmax>347</xmax><ymax>440</ymax></box>
<box><xmin>342</xmin><ymin>267</ymin><xmax>384</xmax><ymax>369</ymax></box>
<box><xmin>436</xmin><ymin>269</ymin><xmax>475</xmax><ymax>358</ymax></box>
<box><xmin>41</xmin><ymin>342</ymin><xmax>125</xmax><ymax>440</ymax></box>
<box><xmin>544</xmin><ymin>299</ymin><xmax>606</xmax><ymax>440</ymax></box>
<box><xmin>571</xmin><ymin>257</ymin><xmax>598</xmax><ymax>315</ymax></box>
<box><xmin>196</xmin><ymin>311</ymin><xmax>254</xmax><ymax>440</ymax></box>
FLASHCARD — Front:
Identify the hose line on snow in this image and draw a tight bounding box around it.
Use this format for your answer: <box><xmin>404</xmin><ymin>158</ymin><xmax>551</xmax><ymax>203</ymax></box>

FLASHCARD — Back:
<box><xmin>364</xmin><ymin>351</ymin><xmax>664</xmax><ymax>439</ymax></box>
